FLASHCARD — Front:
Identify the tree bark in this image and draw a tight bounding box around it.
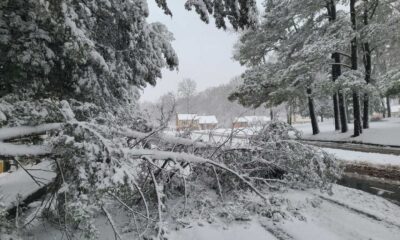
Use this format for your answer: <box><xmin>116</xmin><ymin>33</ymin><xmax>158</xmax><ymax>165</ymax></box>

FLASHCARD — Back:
<box><xmin>351</xmin><ymin>0</ymin><xmax>362</xmax><ymax>137</ymax></box>
<box><xmin>307</xmin><ymin>88</ymin><xmax>320</xmax><ymax>135</ymax></box>
<box><xmin>362</xmin><ymin>1</ymin><xmax>371</xmax><ymax>129</ymax></box>
<box><xmin>387</xmin><ymin>96</ymin><xmax>392</xmax><ymax>117</ymax></box>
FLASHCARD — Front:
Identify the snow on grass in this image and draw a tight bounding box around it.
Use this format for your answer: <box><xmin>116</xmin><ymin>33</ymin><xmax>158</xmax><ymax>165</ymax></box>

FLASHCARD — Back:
<box><xmin>323</xmin><ymin>148</ymin><xmax>400</xmax><ymax>166</ymax></box>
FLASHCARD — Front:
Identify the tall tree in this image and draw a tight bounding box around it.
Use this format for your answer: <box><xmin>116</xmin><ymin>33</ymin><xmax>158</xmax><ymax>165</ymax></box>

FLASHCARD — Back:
<box><xmin>350</xmin><ymin>0</ymin><xmax>363</xmax><ymax>137</ymax></box>
<box><xmin>361</xmin><ymin>0</ymin><xmax>372</xmax><ymax>129</ymax></box>
<box><xmin>230</xmin><ymin>0</ymin><xmax>326</xmax><ymax>134</ymax></box>
<box><xmin>178</xmin><ymin>78</ymin><xmax>197</xmax><ymax>113</ymax></box>
<box><xmin>327</xmin><ymin>0</ymin><xmax>349</xmax><ymax>132</ymax></box>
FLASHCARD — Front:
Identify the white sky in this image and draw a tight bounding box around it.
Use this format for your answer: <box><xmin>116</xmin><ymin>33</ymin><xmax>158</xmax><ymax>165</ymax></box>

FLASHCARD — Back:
<box><xmin>140</xmin><ymin>1</ymin><xmax>245</xmax><ymax>102</ymax></box>
<box><xmin>140</xmin><ymin>1</ymin><xmax>351</xmax><ymax>103</ymax></box>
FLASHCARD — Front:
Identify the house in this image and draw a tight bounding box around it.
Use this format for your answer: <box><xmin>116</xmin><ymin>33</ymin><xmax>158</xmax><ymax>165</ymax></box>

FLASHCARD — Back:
<box><xmin>197</xmin><ymin>115</ymin><xmax>218</xmax><ymax>130</ymax></box>
<box><xmin>176</xmin><ymin>114</ymin><xmax>219</xmax><ymax>131</ymax></box>
<box><xmin>0</xmin><ymin>160</ymin><xmax>4</xmax><ymax>173</ymax></box>
<box><xmin>292</xmin><ymin>115</ymin><xmax>311</xmax><ymax>124</ymax></box>
<box><xmin>233</xmin><ymin>116</ymin><xmax>270</xmax><ymax>128</ymax></box>
<box><xmin>176</xmin><ymin>114</ymin><xmax>199</xmax><ymax>131</ymax></box>
<box><xmin>0</xmin><ymin>160</ymin><xmax>10</xmax><ymax>173</ymax></box>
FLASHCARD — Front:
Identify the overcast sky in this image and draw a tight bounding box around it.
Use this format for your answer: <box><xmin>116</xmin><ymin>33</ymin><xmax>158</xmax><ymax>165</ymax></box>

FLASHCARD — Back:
<box><xmin>141</xmin><ymin>1</ymin><xmax>245</xmax><ymax>102</ymax></box>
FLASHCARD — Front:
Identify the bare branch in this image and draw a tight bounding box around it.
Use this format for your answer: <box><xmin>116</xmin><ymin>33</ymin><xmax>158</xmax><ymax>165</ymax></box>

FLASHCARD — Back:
<box><xmin>14</xmin><ymin>159</ymin><xmax>43</xmax><ymax>187</ymax></box>
<box><xmin>130</xmin><ymin>149</ymin><xmax>268</xmax><ymax>201</ymax></box>
<box><xmin>149</xmin><ymin>168</ymin><xmax>163</xmax><ymax>239</ymax></box>
<box><xmin>102</xmin><ymin>205</ymin><xmax>123</xmax><ymax>240</ymax></box>
<box><xmin>336</xmin><ymin>51</ymin><xmax>351</xmax><ymax>58</ymax></box>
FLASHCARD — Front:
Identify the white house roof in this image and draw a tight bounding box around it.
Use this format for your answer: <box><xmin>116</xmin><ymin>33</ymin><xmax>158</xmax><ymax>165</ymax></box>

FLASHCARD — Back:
<box><xmin>177</xmin><ymin>114</ymin><xmax>198</xmax><ymax>121</ymax></box>
<box><xmin>197</xmin><ymin>115</ymin><xmax>218</xmax><ymax>124</ymax></box>
<box><xmin>234</xmin><ymin>116</ymin><xmax>270</xmax><ymax>123</ymax></box>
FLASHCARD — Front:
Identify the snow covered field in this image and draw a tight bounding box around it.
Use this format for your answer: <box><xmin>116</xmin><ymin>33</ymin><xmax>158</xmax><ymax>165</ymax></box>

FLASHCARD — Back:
<box><xmin>190</xmin><ymin>117</ymin><xmax>400</xmax><ymax>147</ymax></box>
<box><xmin>296</xmin><ymin>118</ymin><xmax>400</xmax><ymax>146</ymax></box>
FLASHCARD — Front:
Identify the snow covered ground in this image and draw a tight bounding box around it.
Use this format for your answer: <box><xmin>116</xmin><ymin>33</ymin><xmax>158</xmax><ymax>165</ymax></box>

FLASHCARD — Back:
<box><xmin>15</xmin><ymin>184</ymin><xmax>400</xmax><ymax>240</ymax></box>
<box><xmin>323</xmin><ymin>148</ymin><xmax>400</xmax><ymax>167</ymax></box>
<box><xmin>295</xmin><ymin>118</ymin><xmax>400</xmax><ymax>146</ymax></box>
<box><xmin>190</xmin><ymin>117</ymin><xmax>400</xmax><ymax>147</ymax></box>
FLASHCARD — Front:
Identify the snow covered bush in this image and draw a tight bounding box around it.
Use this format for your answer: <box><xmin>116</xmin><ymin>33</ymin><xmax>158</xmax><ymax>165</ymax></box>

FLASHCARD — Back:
<box><xmin>250</xmin><ymin>121</ymin><xmax>342</xmax><ymax>191</ymax></box>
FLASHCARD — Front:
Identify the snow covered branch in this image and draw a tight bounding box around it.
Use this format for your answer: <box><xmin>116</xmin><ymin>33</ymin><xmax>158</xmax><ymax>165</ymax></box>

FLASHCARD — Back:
<box><xmin>0</xmin><ymin>123</ymin><xmax>62</xmax><ymax>141</ymax></box>
<box><xmin>0</xmin><ymin>142</ymin><xmax>52</xmax><ymax>157</ymax></box>
<box><xmin>120</xmin><ymin>129</ymin><xmax>211</xmax><ymax>148</ymax></box>
<box><xmin>130</xmin><ymin>148</ymin><xmax>268</xmax><ymax>201</ymax></box>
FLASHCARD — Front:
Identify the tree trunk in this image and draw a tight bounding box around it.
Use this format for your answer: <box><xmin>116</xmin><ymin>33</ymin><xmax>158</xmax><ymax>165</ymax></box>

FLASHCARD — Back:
<box><xmin>387</xmin><ymin>96</ymin><xmax>392</xmax><ymax>117</ymax></box>
<box><xmin>362</xmin><ymin>92</ymin><xmax>369</xmax><ymax>128</ymax></box>
<box><xmin>381</xmin><ymin>98</ymin><xmax>386</xmax><ymax>118</ymax></box>
<box><xmin>333</xmin><ymin>93</ymin><xmax>340</xmax><ymax>130</ymax></box>
<box><xmin>270</xmin><ymin>108</ymin><xmax>274</xmax><ymax>121</ymax></box>
<box><xmin>339</xmin><ymin>92</ymin><xmax>348</xmax><ymax>132</ymax></box>
<box><xmin>351</xmin><ymin>0</ymin><xmax>362</xmax><ymax>137</ymax></box>
<box><xmin>321</xmin><ymin>115</ymin><xmax>324</xmax><ymax>122</ymax></box>
<box><xmin>362</xmin><ymin>1</ymin><xmax>371</xmax><ymax>129</ymax></box>
<box><xmin>328</xmin><ymin>1</ymin><xmax>347</xmax><ymax>132</ymax></box>
<box><xmin>353</xmin><ymin>92</ymin><xmax>362</xmax><ymax>136</ymax></box>
<box><xmin>307</xmin><ymin>88</ymin><xmax>320</xmax><ymax>135</ymax></box>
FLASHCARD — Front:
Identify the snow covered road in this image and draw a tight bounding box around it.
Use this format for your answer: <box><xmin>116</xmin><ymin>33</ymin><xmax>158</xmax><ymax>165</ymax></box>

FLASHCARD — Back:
<box><xmin>0</xmin><ymin>160</ymin><xmax>56</xmax><ymax>210</ymax></box>
<box><xmin>170</xmin><ymin>185</ymin><xmax>400</xmax><ymax>240</ymax></box>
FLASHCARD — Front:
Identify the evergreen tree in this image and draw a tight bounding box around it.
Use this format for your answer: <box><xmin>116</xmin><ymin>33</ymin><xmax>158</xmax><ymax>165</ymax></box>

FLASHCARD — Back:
<box><xmin>230</xmin><ymin>0</ymin><xmax>352</xmax><ymax>134</ymax></box>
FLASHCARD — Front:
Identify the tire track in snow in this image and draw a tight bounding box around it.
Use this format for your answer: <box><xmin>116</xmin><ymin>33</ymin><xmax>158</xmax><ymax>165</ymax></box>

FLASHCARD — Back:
<box><xmin>260</xmin><ymin>223</ymin><xmax>295</xmax><ymax>240</ymax></box>
<box><xmin>316</xmin><ymin>194</ymin><xmax>400</xmax><ymax>230</ymax></box>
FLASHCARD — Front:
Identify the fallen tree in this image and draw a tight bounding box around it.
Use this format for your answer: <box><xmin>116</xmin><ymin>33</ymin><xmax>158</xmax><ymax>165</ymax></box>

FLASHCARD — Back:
<box><xmin>1</xmin><ymin>118</ymin><xmax>342</xmax><ymax>239</ymax></box>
